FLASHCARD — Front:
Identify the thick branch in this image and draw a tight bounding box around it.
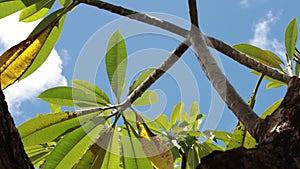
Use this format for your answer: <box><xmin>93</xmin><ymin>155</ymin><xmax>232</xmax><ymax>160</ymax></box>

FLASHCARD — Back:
<box><xmin>0</xmin><ymin>89</ymin><xmax>34</xmax><ymax>169</ymax></box>
<box><xmin>119</xmin><ymin>40</ymin><xmax>190</xmax><ymax>111</ymax></box>
<box><xmin>78</xmin><ymin>0</ymin><xmax>290</xmax><ymax>84</ymax></box>
<box><xmin>187</xmin><ymin>0</ymin><xmax>265</xmax><ymax>140</ymax></box>
<box><xmin>77</xmin><ymin>0</ymin><xmax>188</xmax><ymax>37</ymax></box>
<box><xmin>189</xmin><ymin>29</ymin><xmax>265</xmax><ymax>140</ymax></box>
<box><xmin>206</xmin><ymin>36</ymin><xmax>290</xmax><ymax>83</ymax></box>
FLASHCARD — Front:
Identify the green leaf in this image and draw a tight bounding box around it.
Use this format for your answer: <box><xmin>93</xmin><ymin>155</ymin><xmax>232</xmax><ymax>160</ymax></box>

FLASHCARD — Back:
<box><xmin>59</xmin><ymin>0</ymin><xmax>72</xmax><ymax>7</ymax></box>
<box><xmin>251</xmin><ymin>70</ymin><xmax>287</xmax><ymax>89</ymax></box>
<box><xmin>20</xmin><ymin>9</ymin><xmax>66</xmax><ymax>80</ymax></box>
<box><xmin>38</xmin><ymin>86</ymin><xmax>100</xmax><ymax>107</ymax></box>
<box><xmin>233</xmin><ymin>44</ymin><xmax>283</xmax><ymax>70</ymax></box>
<box><xmin>72</xmin><ymin>131</ymin><xmax>113</xmax><ymax>169</ymax></box>
<box><xmin>266</xmin><ymin>80</ymin><xmax>286</xmax><ymax>89</ymax></box>
<box><xmin>189</xmin><ymin>102</ymin><xmax>200</xmax><ymax>122</ymax></box>
<box><xmin>261</xmin><ymin>99</ymin><xmax>282</xmax><ymax>119</ymax></box>
<box><xmin>285</xmin><ymin>18</ymin><xmax>298</xmax><ymax>60</ymax></box>
<box><xmin>49</xmin><ymin>103</ymin><xmax>61</xmax><ymax>113</ymax></box>
<box><xmin>188</xmin><ymin>131</ymin><xmax>202</xmax><ymax>137</ymax></box>
<box><xmin>0</xmin><ymin>20</ymin><xmax>54</xmax><ymax>89</ymax></box>
<box><xmin>19</xmin><ymin>0</ymin><xmax>55</xmax><ymax>22</ymax></box>
<box><xmin>0</xmin><ymin>0</ymin><xmax>38</xmax><ymax>19</ymax></box>
<box><xmin>226</xmin><ymin>122</ymin><xmax>257</xmax><ymax>150</ymax></box>
<box><xmin>133</xmin><ymin>90</ymin><xmax>158</xmax><ymax>106</ymax></box>
<box><xmin>170</xmin><ymin>102</ymin><xmax>184</xmax><ymax>126</ymax></box>
<box><xmin>101</xmin><ymin>129</ymin><xmax>120</xmax><ymax>169</ymax></box>
<box><xmin>179</xmin><ymin>110</ymin><xmax>189</xmax><ymax>123</ymax></box>
<box><xmin>203</xmin><ymin>140</ymin><xmax>224</xmax><ymax>151</ymax></box>
<box><xmin>18</xmin><ymin>111</ymin><xmax>99</xmax><ymax>146</ymax></box>
<box><xmin>203</xmin><ymin>130</ymin><xmax>232</xmax><ymax>145</ymax></box>
<box><xmin>129</xmin><ymin>68</ymin><xmax>155</xmax><ymax>94</ymax></box>
<box><xmin>296</xmin><ymin>62</ymin><xmax>300</xmax><ymax>76</ymax></box>
<box><xmin>106</xmin><ymin>30</ymin><xmax>127</xmax><ymax>102</ymax></box>
<box><xmin>25</xmin><ymin>142</ymin><xmax>55</xmax><ymax>167</ymax></box>
<box><xmin>264</xmin><ymin>50</ymin><xmax>285</xmax><ymax>65</ymax></box>
<box><xmin>187</xmin><ymin>148</ymin><xmax>199</xmax><ymax>169</ymax></box>
<box><xmin>42</xmin><ymin>117</ymin><xmax>105</xmax><ymax>169</ymax></box>
<box><xmin>71</xmin><ymin>79</ymin><xmax>110</xmax><ymax>105</ymax></box>
<box><xmin>120</xmin><ymin>126</ymin><xmax>153</xmax><ymax>169</ymax></box>
<box><xmin>195</xmin><ymin>143</ymin><xmax>213</xmax><ymax>159</ymax></box>
<box><xmin>154</xmin><ymin>114</ymin><xmax>170</xmax><ymax>131</ymax></box>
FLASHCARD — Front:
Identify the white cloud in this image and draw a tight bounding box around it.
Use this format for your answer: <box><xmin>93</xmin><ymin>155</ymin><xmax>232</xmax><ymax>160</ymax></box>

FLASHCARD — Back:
<box><xmin>240</xmin><ymin>0</ymin><xmax>269</xmax><ymax>8</ymax></box>
<box><xmin>0</xmin><ymin>12</ymin><xmax>67</xmax><ymax>116</ymax></box>
<box><xmin>60</xmin><ymin>48</ymin><xmax>71</xmax><ymax>66</ymax></box>
<box><xmin>250</xmin><ymin>11</ymin><xmax>285</xmax><ymax>58</ymax></box>
<box><xmin>240</xmin><ymin>0</ymin><xmax>249</xmax><ymax>7</ymax></box>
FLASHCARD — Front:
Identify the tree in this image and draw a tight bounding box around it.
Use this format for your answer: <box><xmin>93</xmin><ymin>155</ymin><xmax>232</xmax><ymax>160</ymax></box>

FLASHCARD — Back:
<box><xmin>0</xmin><ymin>0</ymin><xmax>299</xmax><ymax>168</ymax></box>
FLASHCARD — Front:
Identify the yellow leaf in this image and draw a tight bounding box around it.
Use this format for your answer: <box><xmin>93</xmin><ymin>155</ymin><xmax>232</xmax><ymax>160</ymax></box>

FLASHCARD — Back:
<box><xmin>0</xmin><ymin>24</ymin><xmax>53</xmax><ymax>89</ymax></box>
<box><xmin>136</xmin><ymin>116</ymin><xmax>174</xmax><ymax>169</ymax></box>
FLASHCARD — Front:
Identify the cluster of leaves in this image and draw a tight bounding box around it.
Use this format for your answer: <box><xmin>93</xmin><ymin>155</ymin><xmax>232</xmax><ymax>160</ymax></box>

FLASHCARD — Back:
<box><xmin>15</xmin><ymin>28</ymin><xmax>230</xmax><ymax>168</ymax></box>
<box><xmin>229</xmin><ymin>18</ymin><xmax>298</xmax><ymax>149</ymax></box>
<box><xmin>234</xmin><ymin>18</ymin><xmax>298</xmax><ymax>89</ymax></box>
<box><xmin>0</xmin><ymin>0</ymin><xmax>74</xmax><ymax>89</ymax></box>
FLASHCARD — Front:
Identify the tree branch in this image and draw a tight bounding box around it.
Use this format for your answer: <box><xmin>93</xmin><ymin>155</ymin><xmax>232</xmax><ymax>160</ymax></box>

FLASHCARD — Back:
<box><xmin>188</xmin><ymin>0</ymin><xmax>199</xmax><ymax>27</ymax></box>
<box><xmin>119</xmin><ymin>40</ymin><xmax>191</xmax><ymax>111</ymax></box>
<box><xmin>78</xmin><ymin>0</ymin><xmax>290</xmax><ymax>84</ymax></box>
<box><xmin>206</xmin><ymin>36</ymin><xmax>290</xmax><ymax>83</ymax></box>
<box><xmin>187</xmin><ymin>2</ymin><xmax>265</xmax><ymax>140</ymax></box>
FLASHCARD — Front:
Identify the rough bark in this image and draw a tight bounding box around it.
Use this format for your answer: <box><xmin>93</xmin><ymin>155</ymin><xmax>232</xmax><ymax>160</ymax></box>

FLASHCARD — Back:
<box><xmin>197</xmin><ymin>77</ymin><xmax>300</xmax><ymax>169</ymax></box>
<box><xmin>0</xmin><ymin>89</ymin><xmax>34</xmax><ymax>169</ymax></box>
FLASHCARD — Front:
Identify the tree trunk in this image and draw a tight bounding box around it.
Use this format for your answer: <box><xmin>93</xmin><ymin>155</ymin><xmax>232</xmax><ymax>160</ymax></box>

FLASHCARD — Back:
<box><xmin>197</xmin><ymin>77</ymin><xmax>300</xmax><ymax>169</ymax></box>
<box><xmin>0</xmin><ymin>88</ymin><xmax>34</xmax><ymax>169</ymax></box>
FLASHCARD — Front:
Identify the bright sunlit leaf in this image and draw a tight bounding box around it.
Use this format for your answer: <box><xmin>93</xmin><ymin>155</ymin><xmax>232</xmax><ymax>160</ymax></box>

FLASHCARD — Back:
<box><xmin>0</xmin><ymin>22</ymin><xmax>53</xmax><ymax>89</ymax></box>
<box><xmin>170</xmin><ymin>102</ymin><xmax>184</xmax><ymax>126</ymax></box>
<box><xmin>261</xmin><ymin>99</ymin><xmax>282</xmax><ymax>119</ymax></box>
<box><xmin>72</xmin><ymin>131</ymin><xmax>113</xmax><ymax>169</ymax></box>
<box><xmin>42</xmin><ymin>117</ymin><xmax>105</xmax><ymax>169</ymax></box>
<box><xmin>106</xmin><ymin>30</ymin><xmax>127</xmax><ymax>102</ymax></box>
<box><xmin>133</xmin><ymin>90</ymin><xmax>158</xmax><ymax>106</ymax></box>
<box><xmin>18</xmin><ymin>111</ymin><xmax>99</xmax><ymax>146</ymax></box>
<box><xmin>233</xmin><ymin>44</ymin><xmax>283</xmax><ymax>70</ymax></box>
<box><xmin>120</xmin><ymin>126</ymin><xmax>153</xmax><ymax>169</ymax></box>
<box><xmin>0</xmin><ymin>0</ymin><xmax>38</xmax><ymax>19</ymax></box>
<box><xmin>38</xmin><ymin>86</ymin><xmax>101</xmax><ymax>107</ymax></box>
<box><xmin>154</xmin><ymin>114</ymin><xmax>170</xmax><ymax>131</ymax></box>
<box><xmin>226</xmin><ymin>122</ymin><xmax>257</xmax><ymax>150</ymax></box>
<box><xmin>285</xmin><ymin>18</ymin><xmax>298</xmax><ymax>60</ymax></box>
<box><xmin>19</xmin><ymin>0</ymin><xmax>55</xmax><ymax>22</ymax></box>
<box><xmin>71</xmin><ymin>79</ymin><xmax>110</xmax><ymax>105</ymax></box>
<box><xmin>20</xmin><ymin>9</ymin><xmax>66</xmax><ymax>80</ymax></box>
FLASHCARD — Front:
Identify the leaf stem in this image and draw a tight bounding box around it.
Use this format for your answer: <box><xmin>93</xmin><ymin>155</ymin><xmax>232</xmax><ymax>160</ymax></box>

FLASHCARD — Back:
<box><xmin>248</xmin><ymin>74</ymin><xmax>264</xmax><ymax>109</ymax></box>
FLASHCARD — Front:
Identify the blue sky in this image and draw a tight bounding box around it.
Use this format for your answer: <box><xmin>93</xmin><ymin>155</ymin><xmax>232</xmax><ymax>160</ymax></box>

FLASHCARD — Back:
<box><xmin>0</xmin><ymin>0</ymin><xmax>299</xmax><ymax>134</ymax></box>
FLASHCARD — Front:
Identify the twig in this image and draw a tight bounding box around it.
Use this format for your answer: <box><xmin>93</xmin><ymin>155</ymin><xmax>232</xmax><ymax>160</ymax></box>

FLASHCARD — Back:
<box><xmin>248</xmin><ymin>74</ymin><xmax>264</xmax><ymax>109</ymax></box>
<box><xmin>76</xmin><ymin>104</ymin><xmax>121</xmax><ymax>115</ymax></box>
<box><xmin>179</xmin><ymin>148</ymin><xmax>187</xmax><ymax>169</ymax></box>
<box><xmin>187</xmin><ymin>2</ymin><xmax>265</xmax><ymax>140</ymax></box>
